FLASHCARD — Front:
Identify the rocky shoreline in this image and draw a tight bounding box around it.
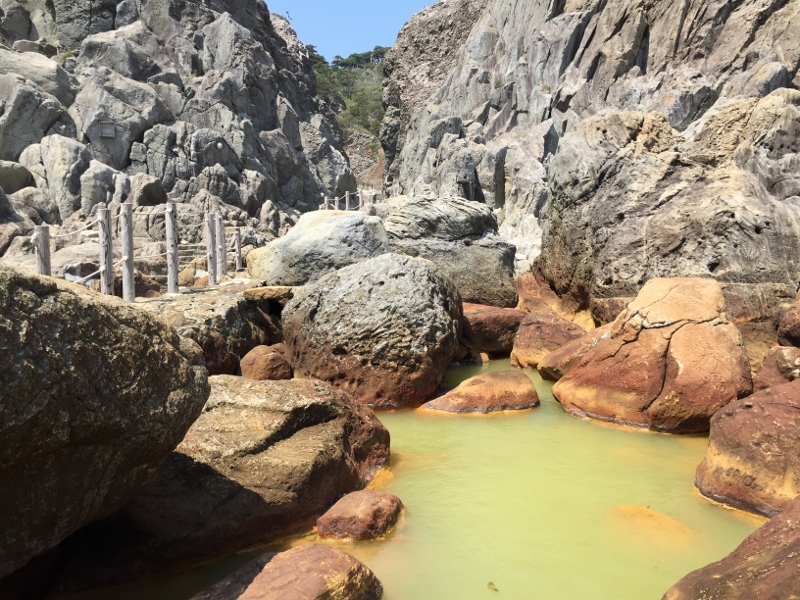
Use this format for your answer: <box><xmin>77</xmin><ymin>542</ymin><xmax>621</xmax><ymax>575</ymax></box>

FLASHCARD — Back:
<box><xmin>1</xmin><ymin>0</ymin><xmax>799</xmax><ymax>598</ymax></box>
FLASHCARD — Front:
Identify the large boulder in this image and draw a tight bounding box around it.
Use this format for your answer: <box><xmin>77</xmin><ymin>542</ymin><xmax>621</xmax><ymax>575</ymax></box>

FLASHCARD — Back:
<box><xmin>537</xmin><ymin>323</ymin><xmax>614</xmax><ymax>381</ymax></box>
<box><xmin>317</xmin><ymin>490</ymin><xmax>404</xmax><ymax>541</ymax></box>
<box><xmin>384</xmin><ymin>197</ymin><xmax>518</xmax><ymax>308</ymax></box>
<box><xmin>510</xmin><ymin>303</ymin><xmax>586</xmax><ymax>368</ymax></box>
<box><xmin>422</xmin><ymin>371</ymin><xmax>540</xmax><ymax>414</ymax></box>
<box><xmin>0</xmin><ymin>48</ymin><xmax>77</xmax><ymax>106</ymax></box>
<box><xmin>49</xmin><ymin>376</ymin><xmax>390</xmax><ymax>587</ymax></box>
<box><xmin>552</xmin><ymin>278</ymin><xmax>753</xmax><ymax>433</ymax></box>
<box><xmin>240</xmin><ymin>344</ymin><xmax>293</xmax><ymax>381</ymax></box>
<box><xmin>0</xmin><ymin>266</ymin><xmax>209</xmax><ymax>579</ymax></box>
<box><xmin>695</xmin><ymin>380</ymin><xmax>800</xmax><ymax>517</ymax></box>
<box><xmin>191</xmin><ymin>544</ymin><xmax>383</xmax><ymax>600</ymax></box>
<box><xmin>0</xmin><ymin>188</ymin><xmax>34</xmax><ymax>256</ymax></box>
<box><xmin>753</xmin><ymin>346</ymin><xmax>800</xmax><ymax>390</ymax></box>
<box><xmin>283</xmin><ymin>253</ymin><xmax>463</xmax><ymax>408</ymax></box>
<box><xmin>0</xmin><ymin>74</ymin><xmax>64</xmax><ymax>162</ymax></box>
<box><xmin>247</xmin><ymin>211</ymin><xmax>390</xmax><ymax>285</ymax></box>
<box><xmin>461</xmin><ymin>302</ymin><xmax>526</xmax><ymax>355</ymax></box>
<box><xmin>139</xmin><ymin>285</ymin><xmax>282</xmax><ymax>375</ymax></box>
<box><xmin>663</xmin><ymin>495</ymin><xmax>800</xmax><ymax>600</ymax></box>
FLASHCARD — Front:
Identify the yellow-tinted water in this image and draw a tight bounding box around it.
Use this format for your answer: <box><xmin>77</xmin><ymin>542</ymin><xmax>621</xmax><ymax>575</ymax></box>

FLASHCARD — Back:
<box><xmin>330</xmin><ymin>361</ymin><xmax>763</xmax><ymax>599</ymax></box>
<box><xmin>62</xmin><ymin>361</ymin><xmax>763</xmax><ymax>599</ymax></box>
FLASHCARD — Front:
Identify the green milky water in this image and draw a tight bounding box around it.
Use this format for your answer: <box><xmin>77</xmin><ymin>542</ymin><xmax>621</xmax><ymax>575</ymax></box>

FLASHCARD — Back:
<box><xmin>62</xmin><ymin>360</ymin><xmax>762</xmax><ymax>600</ymax></box>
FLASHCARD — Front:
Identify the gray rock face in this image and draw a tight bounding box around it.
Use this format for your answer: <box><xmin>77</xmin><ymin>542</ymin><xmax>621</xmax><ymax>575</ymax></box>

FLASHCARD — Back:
<box><xmin>383</xmin><ymin>0</ymin><xmax>800</xmax><ymax>279</ymax></box>
<box><xmin>384</xmin><ymin>196</ymin><xmax>518</xmax><ymax>307</ymax></box>
<box><xmin>540</xmin><ymin>90</ymin><xmax>800</xmax><ymax>322</ymax></box>
<box><xmin>47</xmin><ymin>376</ymin><xmax>389</xmax><ymax>587</ymax></box>
<box><xmin>247</xmin><ymin>211</ymin><xmax>390</xmax><ymax>286</ymax></box>
<box><xmin>0</xmin><ymin>0</ymin><xmax>355</xmax><ymax>236</ymax></box>
<box><xmin>283</xmin><ymin>253</ymin><xmax>463</xmax><ymax>408</ymax></box>
<box><xmin>0</xmin><ymin>266</ymin><xmax>210</xmax><ymax>578</ymax></box>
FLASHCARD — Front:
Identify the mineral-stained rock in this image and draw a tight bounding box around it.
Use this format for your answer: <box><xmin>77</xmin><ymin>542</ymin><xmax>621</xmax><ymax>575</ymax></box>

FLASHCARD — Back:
<box><xmin>537</xmin><ymin>324</ymin><xmax>614</xmax><ymax>382</ymax></box>
<box><xmin>139</xmin><ymin>284</ymin><xmax>282</xmax><ymax>375</ymax></box>
<box><xmin>461</xmin><ymin>303</ymin><xmax>526</xmax><ymax>355</ymax></box>
<box><xmin>240</xmin><ymin>344</ymin><xmax>293</xmax><ymax>381</ymax></box>
<box><xmin>242</xmin><ymin>285</ymin><xmax>295</xmax><ymax>305</ymax></box>
<box><xmin>247</xmin><ymin>211</ymin><xmax>390</xmax><ymax>286</ymax></box>
<box><xmin>0</xmin><ymin>266</ymin><xmax>209</xmax><ymax>579</ymax></box>
<box><xmin>384</xmin><ymin>197</ymin><xmax>518</xmax><ymax>308</ymax></box>
<box><xmin>514</xmin><ymin>271</ymin><xmax>596</xmax><ymax>331</ymax></box>
<box><xmin>552</xmin><ymin>278</ymin><xmax>753</xmax><ymax>433</ymax></box>
<box><xmin>422</xmin><ymin>370</ymin><xmax>539</xmax><ymax>414</ymax></box>
<box><xmin>283</xmin><ymin>253</ymin><xmax>463</xmax><ymax>408</ymax></box>
<box><xmin>753</xmin><ymin>346</ymin><xmax>800</xmax><ymax>391</ymax></box>
<box><xmin>695</xmin><ymin>380</ymin><xmax>800</xmax><ymax>517</ymax></box>
<box><xmin>511</xmin><ymin>307</ymin><xmax>586</xmax><ymax>369</ymax></box>
<box><xmin>52</xmin><ymin>377</ymin><xmax>390</xmax><ymax>586</ymax></box>
<box><xmin>663</xmin><ymin>495</ymin><xmax>800</xmax><ymax>600</ymax></box>
<box><xmin>317</xmin><ymin>490</ymin><xmax>404</xmax><ymax>541</ymax></box>
<box><xmin>190</xmin><ymin>544</ymin><xmax>383</xmax><ymax>600</ymax></box>
<box><xmin>778</xmin><ymin>301</ymin><xmax>800</xmax><ymax>347</ymax></box>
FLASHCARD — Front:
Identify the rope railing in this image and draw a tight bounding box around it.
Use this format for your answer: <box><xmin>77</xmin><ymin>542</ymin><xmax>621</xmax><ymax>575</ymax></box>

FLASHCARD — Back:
<box><xmin>318</xmin><ymin>189</ymin><xmax>371</xmax><ymax>212</ymax></box>
<box><xmin>31</xmin><ymin>201</ymin><xmax>246</xmax><ymax>302</ymax></box>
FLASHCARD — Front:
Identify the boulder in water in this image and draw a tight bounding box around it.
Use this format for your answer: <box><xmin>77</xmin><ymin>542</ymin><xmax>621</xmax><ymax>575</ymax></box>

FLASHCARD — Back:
<box><xmin>422</xmin><ymin>370</ymin><xmax>539</xmax><ymax>414</ymax></box>
<box><xmin>317</xmin><ymin>490</ymin><xmax>404</xmax><ymax>541</ymax></box>
<box><xmin>461</xmin><ymin>303</ymin><xmax>526</xmax><ymax>355</ymax></box>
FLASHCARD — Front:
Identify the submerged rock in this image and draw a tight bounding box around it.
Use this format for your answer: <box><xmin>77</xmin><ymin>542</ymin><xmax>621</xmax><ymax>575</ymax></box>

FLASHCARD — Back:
<box><xmin>422</xmin><ymin>371</ymin><xmax>540</xmax><ymax>414</ymax></box>
<box><xmin>317</xmin><ymin>490</ymin><xmax>404</xmax><ymax>541</ymax></box>
<box><xmin>461</xmin><ymin>302</ymin><xmax>526</xmax><ymax>355</ymax></box>
<box><xmin>552</xmin><ymin>278</ymin><xmax>753</xmax><ymax>433</ymax></box>
<box><xmin>663</xmin><ymin>495</ymin><xmax>800</xmax><ymax>600</ymax></box>
<box><xmin>283</xmin><ymin>253</ymin><xmax>463</xmax><ymax>408</ymax></box>
<box><xmin>247</xmin><ymin>211</ymin><xmax>390</xmax><ymax>286</ymax></box>
<box><xmin>49</xmin><ymin>376</ymin><xmax>389</xmax><ymax>587</ymax></box>
<box><xmin>0</xmin><ymin>266</ymin><xmax>209</xmax><ymax>579</ymax></box>
<box><xmin>511</xmin><ymin>306</ymin><xmax>586</xmax><ymax>369</ymax></box>
<box><xmin>695</xmin><ymin>380</ymin><xmax>800</xmax><ymax>517</ymax></box>
<box><xmin>191</xmin><ymin>544</ymin><xmax>383</xmax><ymax>600</ymax></box>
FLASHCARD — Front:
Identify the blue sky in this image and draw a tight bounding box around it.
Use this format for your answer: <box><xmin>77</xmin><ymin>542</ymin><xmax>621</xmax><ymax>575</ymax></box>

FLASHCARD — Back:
<box><xmin>266</xmin><ymin>0</ymin><xmax>434</xmax><ymax>61</ymax></box>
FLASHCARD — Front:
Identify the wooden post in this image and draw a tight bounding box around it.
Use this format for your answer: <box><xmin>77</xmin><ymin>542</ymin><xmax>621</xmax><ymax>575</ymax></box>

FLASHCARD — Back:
<box><xmin>235</xmin><ymin>227</ymin><xmax>242</xmax><ymax>271</ymax></box>
<box><xmin>205</xmin><ymin>212</ymin><xmax>217</xmax><ymax>286</ymax></box>
<box><xmin>324</xmin><ymin>196</ymin><xmax>331</xmax><ymax>210</ymax></box>
<box><xmin>165</xmin><ymin>202</ymin><xmax>179</xmax><ymax>294</ymax></box>
<box><xmin>345</xmin><ymin>191</ymin><xmax>350</xmax><ymax>211</ymax></box>
<box><xmin>34</xmin><ymin>225</ymin><xmax>51</xmax><ymax>276</ymax></box>
<box><xmin>120</xmin><ymin>202</ymin><xmax>135</xmax><ymax>302</ymax></box>
<box><xmin>98</xmin><ymin>207</ymin><xmax>114</xmax><ymax>295</ymax></box>
<box><xmin>358</xmin><ymin>190</ymin><xmax>363</xmax><ymax>211</ymax></box>
<box><xmin>215</xmin><ymin>212</ymin><xmax>226</xmax><ymax>279</ymax></box>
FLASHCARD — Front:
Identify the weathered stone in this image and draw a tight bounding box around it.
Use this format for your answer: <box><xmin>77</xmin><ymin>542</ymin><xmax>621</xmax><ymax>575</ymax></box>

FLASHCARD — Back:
<box><xmin>242</xmin><ymin>285</ymin><xmax>294</xmax><ymax>305</ymax></box>
<box><xmin>138</xmin><ymin>284</ymin><xmax>282</xmax><ymax>375</ymax></box>
<box><xmin>663</xmin><ymin>495</ymin><xmax>800</xmax><ymax>600</ymax></box>
<box><xmin>317</xmin><ymin>490</ymin><xmax>403</xmax><ymax>541</ymax></box>
<box><xmin>695</xmin><ymin>380</ymin><xmax>800</xmax><ymax>517</ymax></box>
<box><xmin>0</xmin><ymin>266</ymin><xmax>209</xmax><ymax>578</ymax></box>
<box><xmin>240</xmin><ymin>344</ymin><xmax>293</xmax><ymax>381</ymax></box>
<box><xmin>128</xmin><ymin>172</ymin><xmax>167</xmax><ymax>207</ymax></box>
<box><xmin>537</xmin><ymin>323</ymin><xmax>614</xmax><ymax>381</ymax></box>
<box><xmin>753</xmin><ymin>346</ymin><xmax>800</xmax><ymax>391</ymax></box>
<box><xmin>514</xmin><ymin>271</ymin><xmax>596</xmax><ymax>330</ymax></box>
<box><xmin>284</xmin><ymin>253</ymin><xmax>463</xmax><ymax>408</ymax></box>
<box><xmin>384</xmin><ymin>197</ymin><xmax>518</xmax><ymax>307</ymax></box>
<box><xmin>0</xmin><ymin>188</ymin><xmax>33</xmax><ymax>256</ymax></box>
<box><xmin>552</xmin><ymin>278</ymin><xmax>753</xmax><ymax>433</ymax></box>
<box><xmin>778</xmin><ymin>301</ymin><xmax>800</xmax><ymax>347</ymax></box>
<box><xmin>511</xmin><ymin>307</ymin><xmax>586</xmax><ymax>368</ymax></box>
<box><xmin>247</xmin><ymin>211</ymin><xmax>389</xmax><ymax>286</ymax></box>
<box><xmin>0</xmin><ymin>75</ymin><xmax>64</xmax><ymax>161</ymax></box>
<box><xmin>461</xmin><ymin>302</ymin><xmax>526</xmax><ymax>355</ymax></box>
<box><xmin>0</xmin><ymin>161</ymin><xmax>33</xmax><ymax>195</ymax></box>
<box><xmin>40</xmin><ymin>134</ymin><xmax>91</xmax><ymax>221</ymax></box>
<box><xmin>190</xmin><ymin>544</ymin><xmax>383</xmax><ymax>600</ymax></box>
<box><xmin>423</xmin><ymin>370</ymin><xmax>540</xmax><ymax>414</ymax></box>
<box><xmin>54</xmin><ymin>377</ymin><xmax>389</xmax><ymax>586</ymax></box>
<box><xmin>0</xmin><ymin>47</ymin><xmax>76</xmax><ymax>106</ymax></box>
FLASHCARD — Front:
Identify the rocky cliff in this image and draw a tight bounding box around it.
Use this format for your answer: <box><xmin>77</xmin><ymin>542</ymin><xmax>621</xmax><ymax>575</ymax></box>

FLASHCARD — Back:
<box><xmin>382</xmin><ymin>0</ymin><xmax>800</xmax><ymax>315</ymax></box>
<box><xmin>0</xmin><ymin>0</ymin><xmax>355</xmax><ymax>238</ymax></box>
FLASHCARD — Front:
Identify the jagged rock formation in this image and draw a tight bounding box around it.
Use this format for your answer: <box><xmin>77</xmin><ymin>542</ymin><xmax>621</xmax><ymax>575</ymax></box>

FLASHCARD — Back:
<box><xmin>382</xmin><ymin>0</ymin><xmax>800</xmax><ymax>294</ymax></box>
<box><xmin>0</xmin><ymin>0</ymin><xmax>355</xmax><ymax>246</ymax></box>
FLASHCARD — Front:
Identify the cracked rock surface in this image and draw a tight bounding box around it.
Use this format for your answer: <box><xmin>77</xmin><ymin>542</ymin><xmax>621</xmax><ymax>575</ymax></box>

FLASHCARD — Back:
<box><xmin>552</xmin><ymin>277</ymin><xmax>753</xmax><ymax>433</ymax></box>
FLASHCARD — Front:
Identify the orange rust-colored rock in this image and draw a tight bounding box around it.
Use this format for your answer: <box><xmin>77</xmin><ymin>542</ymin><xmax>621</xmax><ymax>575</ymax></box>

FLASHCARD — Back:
<box><xmin>422</xmin><ymin>370</ymin><xmax>539</xmax><ymax>414</ymax></box>
<box><xmin>190</xmin><ymin>544</ymin><xmax>383</xmax><ymax>600</ymax></box>
<box><xmin>778</xmin><ymin>301</ymin><xmax>800</xmax><ymax>347</ymax></box>
<box><xmin>753</xmin><ymin>346</ymin><xmax>800</xmax><ymax>391</ymax></box>
<box><xmin>695</xmin><ymin>380</ymin><xmax>800</xmax><ymax>517</ymax></box>
<box><xmin>552</xmin><ymin>278</ymin><xmax>753</xmax><ymax>433</ymax></box>
<box><xmin>240</xmin><ymin>344</ymin><xmax>293</xmax><ymax>381</ymax></box>
<box><xmin>317</xmin><ymin>490</ymin><xmax>403</xmax><ymax>541</ymax></box>
<box><xmin>537</xmin><ymin>323</ymin><xmax>614</xmax><ymax>381</ymax></box>
<box><xmin>510</xmin><ymin>306</ymin><xmax>586</xmax><ymax>368</ymax></box>
<box><xmin>461</xmin><ymin>302</ymin><xmax>526</xmax><ymax>355</ymax></box>
<box><xmin>663</xmin><ymin>495</ymin><xmax>800</xmax><ymax>600</ymax></box>
<box><xmin>514</xmin><ymin>270</ymin><xmax>595</xmax><ymax>330</ymax></box>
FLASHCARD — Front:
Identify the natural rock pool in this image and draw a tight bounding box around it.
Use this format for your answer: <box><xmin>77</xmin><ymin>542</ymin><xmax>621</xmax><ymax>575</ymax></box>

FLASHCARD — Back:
<box><xmin>64</xmin><ymin>361</ymin><xmax>764</xmax><ymax>600</ymax></box>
